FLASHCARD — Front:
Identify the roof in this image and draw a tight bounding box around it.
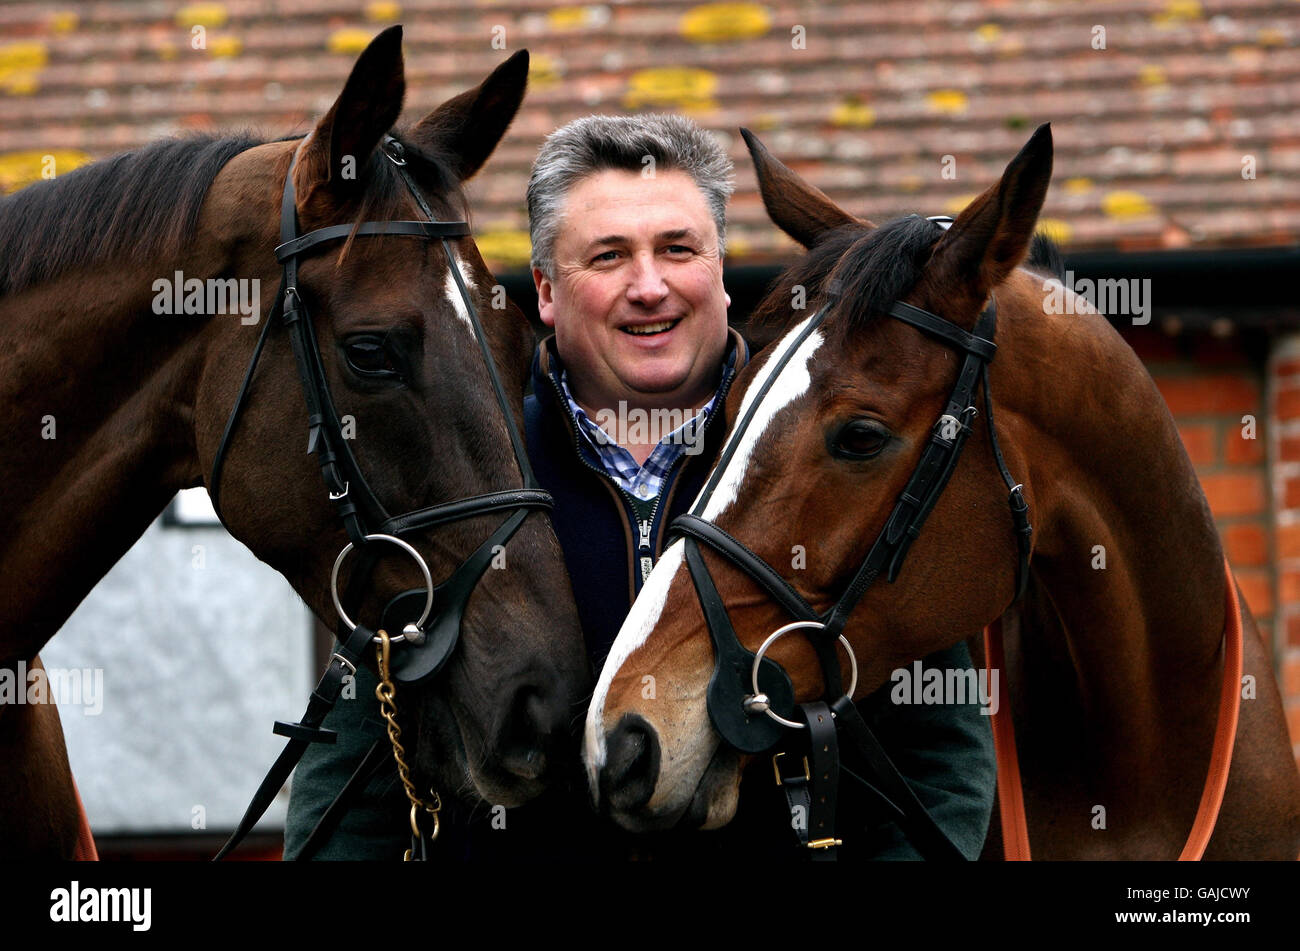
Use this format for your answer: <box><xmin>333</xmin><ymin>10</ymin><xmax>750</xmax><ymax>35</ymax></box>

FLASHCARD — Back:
<box><xmin>2</xmin><ymin>0</ymin><xmax>1297</xmax><ymax>269</ymax></box>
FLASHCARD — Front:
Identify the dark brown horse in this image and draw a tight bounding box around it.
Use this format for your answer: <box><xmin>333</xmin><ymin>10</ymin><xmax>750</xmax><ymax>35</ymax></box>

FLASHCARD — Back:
<box><xmin>0</xmin><ymin>27</ymin><xmax>589</xmax><ymax>858</ymax></box>
<box><xmin>585</xmin><ymin>125</ymin><xmax>1300</xmax><ymax>859</ymax></box>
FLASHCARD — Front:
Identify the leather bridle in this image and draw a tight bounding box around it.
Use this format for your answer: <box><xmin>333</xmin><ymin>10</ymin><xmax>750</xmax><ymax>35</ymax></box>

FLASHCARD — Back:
<box><xmin>667</xmin><ymin>217</ymin><xmax>1032</xmax><ymax>860</ymax></box>
<box><xmin>212</xmin><ymin>135</ymin><xmax>552</xmax><ymax>859</ymax></box>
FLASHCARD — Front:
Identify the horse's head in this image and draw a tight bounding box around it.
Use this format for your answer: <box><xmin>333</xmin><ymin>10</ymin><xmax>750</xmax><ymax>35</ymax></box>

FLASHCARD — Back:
<box><xmin>585</xmin><ymin>124</ymin><xmax>1055</xmax><ymax>831</ymax></box>
<box><xmin>195</xmin><ymin>27</ymin><xmax>589</xmax><ymax>808</ymax></box>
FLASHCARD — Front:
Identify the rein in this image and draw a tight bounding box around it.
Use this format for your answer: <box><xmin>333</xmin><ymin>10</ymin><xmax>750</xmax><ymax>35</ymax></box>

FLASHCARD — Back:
<box><xmin>984</xmin><ymin>556</ymin><xmax>1244</xmax><ymax>861</ymax></box>
<box><xmin>210</xmin><ymin>135</ymin><xmax>549</xmax><ymax>861</ymax></box>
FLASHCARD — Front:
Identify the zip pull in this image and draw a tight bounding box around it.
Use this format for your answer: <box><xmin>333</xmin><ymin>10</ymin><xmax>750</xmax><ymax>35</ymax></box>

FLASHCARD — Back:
<box><xmin>638</xmin><ymin>519</ymin><xmax>653</xmax><ymax>583</ymax></box>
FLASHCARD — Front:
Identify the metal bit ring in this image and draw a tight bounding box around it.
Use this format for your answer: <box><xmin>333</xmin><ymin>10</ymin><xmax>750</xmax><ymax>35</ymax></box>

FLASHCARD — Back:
<box><xmin>749</xmin><ymin>620</ymin><xmax>859</xmax><ymax>730</ymax></box>
<box><xmin>330</xmin><ymin>534</ymin><xmax>434</xmax><ymax>641</ymax></box>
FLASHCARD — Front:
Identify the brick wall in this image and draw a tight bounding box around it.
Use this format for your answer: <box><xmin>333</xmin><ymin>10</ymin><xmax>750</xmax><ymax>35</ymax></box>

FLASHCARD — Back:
<box><xmin>1268</xmin><ymin>334</ymin><xmax>1300</xmax><ymax>768</ymax></box>
<box><xmin>1129</xmin><ymin>325</ymin><xmax>1300</xmax><ymax>770</ymax></box>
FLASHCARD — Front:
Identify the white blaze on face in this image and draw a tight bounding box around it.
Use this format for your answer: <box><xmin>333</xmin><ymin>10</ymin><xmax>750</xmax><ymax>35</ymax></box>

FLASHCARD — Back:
<box><xmin>583</xmin><ymin>317</ymin><xmax>825</xmax><ymax>791</ymax></box>
<box><xmin>443</xmin><ymin>250</ymin><xmax>477</xmax><ymax>329</ymax></box>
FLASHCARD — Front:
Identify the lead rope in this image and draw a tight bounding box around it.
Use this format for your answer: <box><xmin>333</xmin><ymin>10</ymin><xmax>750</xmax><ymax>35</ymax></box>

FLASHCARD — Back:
<box><xmin>373</xmin><ymin>629</ymin><xmax>442</xmax><ymax>862</ymax></box>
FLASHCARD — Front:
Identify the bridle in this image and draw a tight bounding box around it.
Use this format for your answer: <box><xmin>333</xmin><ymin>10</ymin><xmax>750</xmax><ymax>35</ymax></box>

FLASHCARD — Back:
<box><xmin>212</xmin><ymin>134</ymin><xmax>552</xmax><ymax>860</ymax></box>
<box><xmin>667</xmin><ymin>216</ymin><xmax>1032</xmax><ymax>860</ymax></box>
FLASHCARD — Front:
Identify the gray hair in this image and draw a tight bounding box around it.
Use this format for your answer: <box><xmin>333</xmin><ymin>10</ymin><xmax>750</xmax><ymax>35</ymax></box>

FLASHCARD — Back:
<box><xmin>526</xmin><ymin>113</ymin><xmax>735</xmax><ymax>278</ymax></box>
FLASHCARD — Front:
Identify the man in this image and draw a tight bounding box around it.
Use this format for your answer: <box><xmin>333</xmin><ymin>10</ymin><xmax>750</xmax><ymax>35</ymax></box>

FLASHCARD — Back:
<box><xmin>284</xmin><ymin>113</ymin><xmax>995</xmax><ymax>860</ymax></box>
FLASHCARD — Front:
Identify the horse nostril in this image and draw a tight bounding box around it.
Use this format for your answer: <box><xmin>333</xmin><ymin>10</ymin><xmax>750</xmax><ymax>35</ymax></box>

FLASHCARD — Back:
<box><xmin>600</xmin><ymin>713</ymin><xmax>660</xmax><ymax>814</ymax></box>
<box><xmin>498</xmin><ymin>685</ymin><xmax>555</xmax><ymax>782</ymax></box>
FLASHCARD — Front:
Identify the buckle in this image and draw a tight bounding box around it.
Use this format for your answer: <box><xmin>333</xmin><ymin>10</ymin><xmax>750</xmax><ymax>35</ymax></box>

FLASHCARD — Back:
<box><xmin>330</xmin><ymin>652</ymin><xmax>357</xmax><ymax>677</ymax></box>
<box><xmin>772</xmin><ymin>752</ymin><xmax>810</xmax><ymax>786</ymax></box>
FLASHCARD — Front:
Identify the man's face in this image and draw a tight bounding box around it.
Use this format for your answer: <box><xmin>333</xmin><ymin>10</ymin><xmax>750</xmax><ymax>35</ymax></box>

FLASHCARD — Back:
<box><xmin>534</xmin><ymin>168</ymin><xmax>731</xmax><ymax>414</ymax></box>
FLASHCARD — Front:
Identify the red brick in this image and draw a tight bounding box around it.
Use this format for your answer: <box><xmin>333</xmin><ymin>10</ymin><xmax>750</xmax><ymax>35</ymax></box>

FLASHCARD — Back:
<box><xmin>1200</xmin><ymin>472</ymin><xmax>1266</xmax><ymax>518</ymax></box>
<box><xmin>1177</xmin><ymin>423</ymin><xmax>1216</xmax><ymax>465</ymax></box>
<box><xmin>1276</xmin><ymin>359</ymin><xmax>1300</xmax><ymax>380</ymax></box>
<box><xmin>1283</xmin><ymin>572</ymin><xmax>1300</xmax><ymax>607</ymax></box>
<box><xmin>1281</xmin><ymin>436</ymin><xmax>1300</xmax><ymax>462</ymax></box>
<box><xmin>1155</xmin><ymin>375</ymin><xmax>1259</xmax><ymax>417</ymax></box>
<box><xmin>1288</xmin><ymin>615</ymin><xmax>1300</xmax><ymax>648</ymax></box>
<box><xmin>1237</xmin><ymin>569</ymin><xmax>1273</xmax><ymax>617</ymax></box>
<box><xmin>1287</xmin><ymin>704</ymin><xmax>1300</xmax><ymax>747</ymax></box>
<box><xmin>1278</xmin><ymin>386</ymin><xmax>1300</xmax><ymax>422</ymax></box>
<box><xmin>1286</xmin><ymin>477</ymin><xmax>1300</xmax><ymax>510</ymax></box>
<box><xmin>1284</xmin><ymin>653</ymin><xmax>1300</xmax><ymax>699</ymax></box>
<box><xmin>1279</xmin><ymin>523</ymin><xmax>1300</xmax><ymax>560</ymax></box>
<box><xmin>1223</xmin><ymin>523</ymin><xmax>1269</xmax><ymax>567</ymax></box>
<box><xmin>1224</xmin><ymin>428</ymin><xmax>1264</xmax><ymax>465</ymax></box>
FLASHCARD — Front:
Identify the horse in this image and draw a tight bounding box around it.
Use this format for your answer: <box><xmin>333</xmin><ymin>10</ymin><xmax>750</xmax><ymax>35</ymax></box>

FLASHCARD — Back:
<box><xmin>0</xmin><ymin>25</ymin><xmax>590</xmax><ymax>858</ymax></box>
<box><xmin>583</xmin><ymin>123</ymin><xmax>1300</xmax><ymax>859</ymax></box>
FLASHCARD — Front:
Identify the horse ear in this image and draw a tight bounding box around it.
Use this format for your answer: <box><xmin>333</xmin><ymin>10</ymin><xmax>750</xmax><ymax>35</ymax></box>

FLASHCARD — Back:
<box><xmin>740</xmin><ymin>127</ymin><xmax>870</xmax><ymax>248</ymax></box>
<box><xmin>404</xmin><ymin>50</ymin><xmax>530</xmax><ymax>183</ymax></box>
<box><xmin>927</xmin><ymin>123</ymin><xmax>1053</xmax><ymax>302</ymax></box>
<box><xmin>297</xmin><ymin>25</ymin><xmax>406</xmax><ymax>198</ymax></box>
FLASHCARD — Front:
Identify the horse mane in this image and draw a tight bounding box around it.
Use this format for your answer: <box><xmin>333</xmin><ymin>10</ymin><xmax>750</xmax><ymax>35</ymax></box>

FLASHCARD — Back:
<box><xmin>0</xmin><ymin>128</ymin><xmax>466</xmax><ymax>298</ymax></box>
<box><xmin>748</xmin><ymin>215</ymin><xmax>1066</xmax><ymax>340</ymax></box>
<box><xmin>0</xmin><ymin>134</ymin><xmax>262</xmax><ymax>298</ymax></box>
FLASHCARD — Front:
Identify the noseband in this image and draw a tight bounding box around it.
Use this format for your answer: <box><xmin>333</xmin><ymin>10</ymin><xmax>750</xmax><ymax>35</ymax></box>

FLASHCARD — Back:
<box><xmin>668</xmin><ymin>219</ymin><xmax>1033</xmax><ymax>859</ymax></box>
<box><xmin>213</xmin><ymin>135</ymin><xmax>551</xmax><ymax>859</ymax></box>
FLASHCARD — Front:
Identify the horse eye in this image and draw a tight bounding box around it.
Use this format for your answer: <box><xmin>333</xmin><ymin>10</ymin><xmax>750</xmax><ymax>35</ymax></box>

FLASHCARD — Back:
<box><xmin>344</xmin><ymin>335</ymin><xmax>401</xmax><ymax>379</ymax></box>
<box><xmin>830</xmin><ymin>420</ymin><xmax>889</xmax><ymax>460</ymax></box>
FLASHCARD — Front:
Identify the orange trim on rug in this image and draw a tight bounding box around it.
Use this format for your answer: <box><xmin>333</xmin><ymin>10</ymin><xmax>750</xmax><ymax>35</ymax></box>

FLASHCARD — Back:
<box><xmin>70</xmin><ymin>775</ymin><xmax>98</xmax><ymax>861</ymax></box>
<box><xmin>983</xmin><ymin>557</ymin><xmax>1243</xmax><ymax>861</ymax></box>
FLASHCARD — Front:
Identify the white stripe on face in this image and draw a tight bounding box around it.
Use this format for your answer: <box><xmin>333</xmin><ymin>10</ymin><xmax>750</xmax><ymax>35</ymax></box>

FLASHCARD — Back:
<box><xmin>443</xmin><ymin>250</ymin><xmax>476</xmax><ymax>329</ymax></box>
<box><xmin>583</xmin><ymin>317</ymin><xmax>825</xmax><ymax>788</ymax></box>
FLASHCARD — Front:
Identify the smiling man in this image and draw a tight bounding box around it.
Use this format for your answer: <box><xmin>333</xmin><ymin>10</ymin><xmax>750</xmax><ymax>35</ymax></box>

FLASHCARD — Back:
<box><xmin>284</xmin><ymin>113</ymin><xmax>996</xmax><ymax>861</ymax></box>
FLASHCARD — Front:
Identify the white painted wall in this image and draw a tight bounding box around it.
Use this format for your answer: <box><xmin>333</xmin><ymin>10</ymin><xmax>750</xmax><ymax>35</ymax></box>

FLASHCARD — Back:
<box><xmin>38</xmin><ymin>491</ymin><xmax>313</xmax><ymax>835</ymax></box>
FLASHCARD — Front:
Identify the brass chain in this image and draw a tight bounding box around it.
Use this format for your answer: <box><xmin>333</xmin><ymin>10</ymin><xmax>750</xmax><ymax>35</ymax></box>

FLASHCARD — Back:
<box><xmin>374</xmin><ymin>629</ymin><xmax>441</xmax><ymax>861</ymax></box>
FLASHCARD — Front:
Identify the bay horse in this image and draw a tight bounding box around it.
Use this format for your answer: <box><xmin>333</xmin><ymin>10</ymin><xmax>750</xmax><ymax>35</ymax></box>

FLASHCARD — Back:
<box><xmin>0</xmin><ymin>26</ymin><xmax>589</xmax><ymax>858</ymax></box>
<box><xmin>584</xmin><ymin>124</ymin><xmax>1300</xmax><ymax>859</ymax></box>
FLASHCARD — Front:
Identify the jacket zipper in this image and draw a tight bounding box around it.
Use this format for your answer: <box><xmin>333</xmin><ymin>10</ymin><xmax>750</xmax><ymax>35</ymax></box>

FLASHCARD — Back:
<box><xmin>547</xmin><ymin>356</ymin><xmax>740</xmax><ymax>589</ymax></box>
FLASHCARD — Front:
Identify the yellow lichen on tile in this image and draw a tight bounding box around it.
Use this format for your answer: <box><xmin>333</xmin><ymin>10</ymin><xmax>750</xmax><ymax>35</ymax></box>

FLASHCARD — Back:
<box><xmin>529</xmin><ymin>54</ymin><xmax>562</xmax><ymax>88</ymax></box>
<box><xmin>830</xmin><ymin>98</ymin><xmax>875</xmax><ymax>128</ymax></box>
<box><xmin>926</xmin><ymin>89</ymin><xmax>968</xmax><ymax>114</ymax></box>
<box><xmin>624</xmin><ymin>67</ymin><xmax>718</xmax><ymax>111</ymax></box>
<box><xmin>1102</xmin><ymin>190</ymin><xmax>1156</xmax><ymax>218</ymax></box>
<box><xmin>210</xmin><ymin>35</ymin><xmax>242</xmax><ymax>58</ymax></box>
<box><xmin>176</xmin><ymin>4</ymin><xmax>229</xmax><ymax>27</ymax></box>
<box><xmin>50</xmin><ymin>11</ymin><xmax>79</xmax><ymax>33</ymax></box>
<box><xmin>365</xmin><ymin>2</ymin><xmax>401</xmax><ymax>21</ymax></box>
<box><xmin>1036</xmin><ymin>218</ymin><xmax>1074</xmax><ymax>245</ymax></box>
<box><xmin>680</xmin><ymin>4</ymin><xmax>772</xmax><ymax>44</ymax></box>
<box><xmin>1152</xmin><ymin>0</ymin><xmax>1203</xmax><ymax>26</ymax></box>
<box><xmin>0</xmin><ymin>149</ymin><xmax>92</xmax><ymax>193</ymax></box>
<box><xmin>328</xmin><ymin>29</ymin><xmax>377</xmax><ymax>54</ymax></box>
<box><xmin>0</xmin><ymin>41</ymin><xmax>47</xmax><ymax>96</ymax></box>
<box><xmin>1064</xmin><ymin>177</ymin><xmax>1093</xmax><ymax>195</ymax></box>
<box><xmin>474</xmin><ymin>230</ymin><xmax>533</xmax><ymax>268</ymax></box>
<box><xmin>1138</xmin><ymin>63</ymin><xmax>1168</xmax><ymax>86</ymax></box>
<box><xmin>547</xmin><ymin>7</ymin><xmax>604</xmax><ymax>30</ymax></box>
